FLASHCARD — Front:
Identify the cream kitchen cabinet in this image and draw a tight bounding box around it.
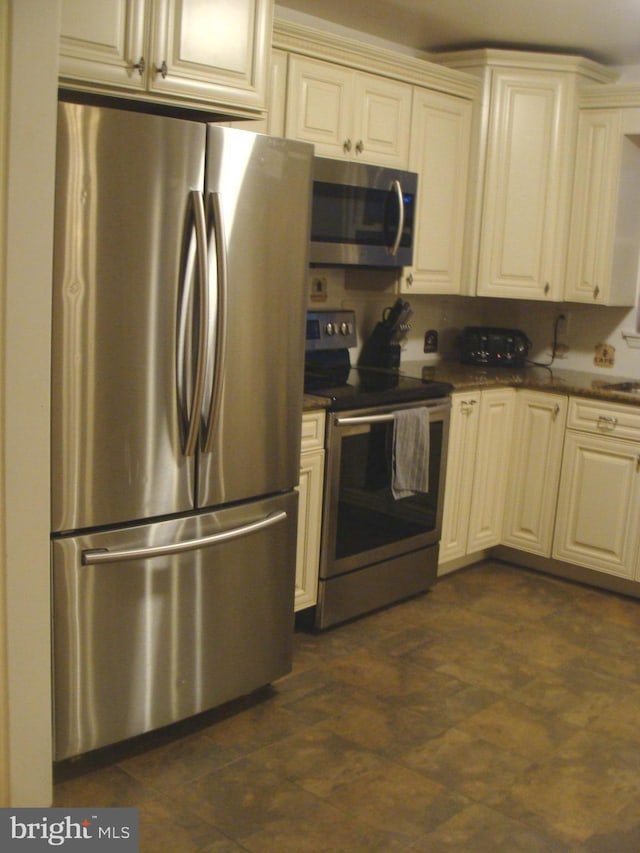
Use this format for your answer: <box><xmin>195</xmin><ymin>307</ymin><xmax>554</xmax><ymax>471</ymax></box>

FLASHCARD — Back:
<box><xmin>553</xmin><ymin>397</ymin><xmax>640</xmax><ymax>579</ymax></box>
<box><xmin>401</xmin><ymin>88</ymin><xmax>472</xmax><ymax>295</ymax></box>
<box><xmin>466</xmin><ymin>388</ymin><xmax>516</xmax><ymax>552</ymax></box>
<box><xmin>228</xmin><ymin>49</ymin><xmax>287</xmax><ymax>135</ymax></box>
<box><xmin>436</xmin><ymin>50</ymin><xmax>615</xmax><ymax>300</ymax></box>
<box><xmin>565</xmin><ymin>107</ymin><xmax>640</xmax><ymax>305</ymax></box>
<box><xmin>502</xmin><ymin>391</ymin><xmax>568</xmax><ymax>556</ymax></box>
<box><xmin>439</xmin><ymin>392</ymin><xmax>480</xmax><ymax>565</ymax></box>
<box><xmin>285</xmin><ymin>54</ymin><xmax>412</xmax><ymax>167</ymax></box>
<box><xmin>477</xmin><ymin>69</ymin><xmax>575</xmax><ymax>300</ymax></box>
<box><xmin>440</xmin><ymin>388</ymin><xmax>515</xmax><ymax>568</ymax></box>
<box><xmin>59</xmin><ymin>0</ymin><xmax>272</xmax><ymax>115</ymax></box>
<box><xmin>295</xmin><ymin>411</ymin><xmax>325</xmax><ymax>611</ymax></box>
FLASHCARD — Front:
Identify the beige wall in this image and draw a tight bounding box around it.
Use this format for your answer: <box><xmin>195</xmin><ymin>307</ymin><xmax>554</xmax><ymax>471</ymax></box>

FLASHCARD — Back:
<box><xmin>1</xmin><ymin>0</ymin><xmax>60</xmax><ymax>805</ymax></box>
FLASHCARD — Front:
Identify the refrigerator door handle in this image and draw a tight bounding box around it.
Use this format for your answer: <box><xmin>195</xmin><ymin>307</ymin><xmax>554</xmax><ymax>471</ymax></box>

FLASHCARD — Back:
<box><xmin>203</xmin><ymin>191</ymin><xmax>228</xmax><ymax>453</ymax></box>
<box><xmin>177</xmin><ymin>189</ymin><xmax>210</xmax><ymax>456</ymax></box>
<box><xmin>81</xmin><ymin>510</ymin><xmax>288</xmax><ymax>565</ymax></box>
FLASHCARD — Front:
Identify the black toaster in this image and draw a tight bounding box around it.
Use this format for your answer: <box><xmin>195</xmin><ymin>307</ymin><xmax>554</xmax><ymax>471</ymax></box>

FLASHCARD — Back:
<box><xmin>460</xmin><ymin>326</ymin><xmax>531</xmax><ymax>367</ymax></box>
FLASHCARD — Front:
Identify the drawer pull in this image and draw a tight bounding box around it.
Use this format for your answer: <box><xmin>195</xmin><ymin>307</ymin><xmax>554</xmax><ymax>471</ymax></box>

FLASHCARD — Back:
<box><xmin>597</xmin><ymin>415</ymin><xmax>618</xmax><ymax>430</ymax></box>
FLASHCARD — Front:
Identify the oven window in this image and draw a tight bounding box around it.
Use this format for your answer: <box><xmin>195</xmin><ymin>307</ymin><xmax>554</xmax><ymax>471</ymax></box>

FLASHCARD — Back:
<box><xmin>335</xmin><ymin>420</ymin><xmax>443</xmax><ymax>559</ymax></box>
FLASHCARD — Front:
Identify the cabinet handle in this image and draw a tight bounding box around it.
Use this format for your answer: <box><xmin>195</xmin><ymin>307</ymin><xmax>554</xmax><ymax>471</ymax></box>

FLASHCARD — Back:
<box><xmin>544</xmin><ymin>282</ymin><xmax>550</xmax><ymax>295</ymax></box>
<box><xmin>406</xmin><ymin>273</ymin><xmax>413</xmax><ymax>287</ymax></box>
<box><xmin>637</xmin><ymin>455</ymin><xmax>640</xmax><ymax>472</ymax></box>
<box><xmin>155</xmin><ymin>60</ymin><xmax>168</xmax><ymax>79</ymax></box>
<box><xmin>553</xmin><ymin>404</ymin><xmax>560</xmax><ymax>419</ymax></box>
<box><xmin>594</xmin><ymin>285</ymin><xmax>600</xmax><ymax>299</ymax></box>
<box><xmin>597</xmin><ymin>415</ymin><xmax>618</xmax><ymax>430</ymax></box>
<box><xmin>355</xmin><ymin>140</ymin><xmax>364</xmax><ymax>154</ymax></box>
<box><xmin>129</xmin><ymin>56</ymin><xmax>146</xmax><ymax>76</ymax></box>
<box><xmin>343</xmin><ymin>138</ymin><xmax>352</xmax><ymax>153</ymax></box>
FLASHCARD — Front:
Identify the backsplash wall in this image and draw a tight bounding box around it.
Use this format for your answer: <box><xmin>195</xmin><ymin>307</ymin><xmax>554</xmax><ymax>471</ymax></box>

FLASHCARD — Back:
<box><xmin>307</xmin><ymin>268</ymin><xmax>640</xmax><ymax>378</ymax></box>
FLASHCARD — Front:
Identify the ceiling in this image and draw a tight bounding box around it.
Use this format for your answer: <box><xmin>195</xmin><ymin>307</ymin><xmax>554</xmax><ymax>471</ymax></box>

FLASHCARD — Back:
<box><xmin>276</xmin><ymin>0</ymin><xmax>640</xmax><ymax>67</ymax></box>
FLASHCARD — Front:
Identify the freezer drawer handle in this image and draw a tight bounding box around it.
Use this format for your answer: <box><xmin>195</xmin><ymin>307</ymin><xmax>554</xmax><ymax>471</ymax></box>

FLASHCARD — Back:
<box><xmin>81</xmin><ymin>510</ymin><xmax>287</xmax><ymax>565</ymax></box>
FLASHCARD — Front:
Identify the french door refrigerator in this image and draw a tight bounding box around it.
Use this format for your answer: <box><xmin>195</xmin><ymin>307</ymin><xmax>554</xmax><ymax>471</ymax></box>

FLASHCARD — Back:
<box><xmin>51</xmin><ymin>102</ymin><xmax>313</xmax><ymax>761</ymax></box>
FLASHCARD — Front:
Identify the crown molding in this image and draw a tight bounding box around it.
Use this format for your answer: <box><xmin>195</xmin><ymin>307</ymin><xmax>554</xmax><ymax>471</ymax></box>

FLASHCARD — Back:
<box><xmin>579</xmin><ymin>83</ymin><xmax>640</xmax><ymax>109</ymax></box>
<box><xmin>272</xmin><ymin>18</ymin><xmax>481</xmax><ymax>101</ymax></box>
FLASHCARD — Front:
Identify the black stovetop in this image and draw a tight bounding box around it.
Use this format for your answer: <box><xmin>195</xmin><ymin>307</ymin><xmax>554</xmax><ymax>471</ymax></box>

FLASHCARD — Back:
<box><xmin>304</xmin><ymin>365</ymin><xmax>452</xmax><ymax>411</ymax></box>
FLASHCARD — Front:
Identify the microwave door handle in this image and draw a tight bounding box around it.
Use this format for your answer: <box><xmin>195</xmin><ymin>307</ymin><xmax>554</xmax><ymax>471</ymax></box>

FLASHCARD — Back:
<box><xmin>203</xmin><ymin>191</ymin><xmax>228</xmax><ymax>453</ymax></box>
<box><xmin>388</xmin><ymin>180</ymin><xmax>404</xmax><ymax>257</ymax></box>
<box><xmin>177</xmin><ymin>190</ymin><xmax>209</xmax><ymax>457</ymax></box>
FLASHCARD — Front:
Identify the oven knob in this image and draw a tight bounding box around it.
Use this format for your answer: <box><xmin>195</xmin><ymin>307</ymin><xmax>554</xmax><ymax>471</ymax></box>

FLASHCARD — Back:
<box><xmin>325</xmin><ymin>322</ymin><xmax>335</xmax><ymax>336</ymax></box>
<box><xmin>339</xmin><ymin>321</ymin><xmax>350</xmax><ymax>335</ymax></box>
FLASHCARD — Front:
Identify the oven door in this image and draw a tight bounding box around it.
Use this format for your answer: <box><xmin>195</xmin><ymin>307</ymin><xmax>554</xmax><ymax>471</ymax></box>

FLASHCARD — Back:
<box><xmin>320</xmin><ymin>397</ymin><xmax>450</xmax><ymax>580</ymax></box>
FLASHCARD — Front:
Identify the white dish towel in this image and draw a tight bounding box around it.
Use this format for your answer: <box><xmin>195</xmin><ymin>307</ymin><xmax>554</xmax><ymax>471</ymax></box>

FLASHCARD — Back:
<box><xmin>391</xmin><ymin>407</ymin><xmax>430</xmax><ymax>499</ymax></box>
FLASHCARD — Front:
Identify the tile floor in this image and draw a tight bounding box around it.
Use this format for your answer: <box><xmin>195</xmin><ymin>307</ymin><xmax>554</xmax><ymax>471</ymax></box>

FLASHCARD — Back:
<box><xmin>54</xmin><ymin>560</ymin><xmax>640</xmax><ymax>851</ymax></box>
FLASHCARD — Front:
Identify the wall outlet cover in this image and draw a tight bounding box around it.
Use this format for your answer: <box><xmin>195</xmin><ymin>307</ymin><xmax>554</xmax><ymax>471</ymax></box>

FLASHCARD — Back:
<box><xmin>594</xmin><ymin>343</ymin><xmax>615</xmax><ymax>368</ymax></box>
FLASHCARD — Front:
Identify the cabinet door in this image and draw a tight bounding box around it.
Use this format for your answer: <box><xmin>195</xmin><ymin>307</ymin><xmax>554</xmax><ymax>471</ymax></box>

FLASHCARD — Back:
<box><xmin>149</xmin><ymin>0</ymin><xmax>271</xmax><ymax>111</ymax></box>
<box><xmin>439</xmin><ymin>392</ymin><xmax>480</xmax><ymax>565</ymax></box>
<box><xmin>565</xmin><ymin>109</ymin><xmax>640</xmax><ymax>306</ymax></box>
<box><xmin>295</xmin><ymin>448</ymin><xmax>324</xmax><ymax>611</ymax></box>
<box><xmin>478</xmin><ymin>71</ymin><xmax>573</xmax><ymax>300</ymax></box>
<box><xmin>402</xmin><ymin>89</ymin><xmax>472</xmax><ymax>294</ymax></box>
<box><xmin>352</xmin><ymin>74</ymin><xmax>412</xmax><ymax>167</ymax></box>
<box><xmin>229</xmin><ymin>49</ymin><xmax>287</xmax><ymax>135</ymax></box>
<box><xmin>565</xmin><ymin>110</ymin><xmax>621</xmax><ymax>304</ymax></box>
<box><xmin>285</xmin><ymin>55</ymin><xmax>354</xmax><ymax>159</ymax></box>
<box><xmin>502</xmin><ymin>391</ymin><xmax>567</xmax><ymax>556</ymax></box>
<box><xmin>553</xmin><ymin>431</ymin><xmax>640</xmax><ymax>578</ymax></box>
<box><xmin>467</xmin><ymin>388</ymin><xmax>515</xmax><ymax>552</ymax></box>
<box><xmin>59</xmin><ymin>0</ymin><xmax>147</xmax><ymax>90</ymax></box>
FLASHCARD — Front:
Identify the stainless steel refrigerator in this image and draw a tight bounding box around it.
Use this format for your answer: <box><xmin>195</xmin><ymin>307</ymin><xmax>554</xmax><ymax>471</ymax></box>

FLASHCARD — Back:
<box><xmin>51</xmin><ymin>102</ymin><xmax>313</xmax><ymax>761</ymax></box>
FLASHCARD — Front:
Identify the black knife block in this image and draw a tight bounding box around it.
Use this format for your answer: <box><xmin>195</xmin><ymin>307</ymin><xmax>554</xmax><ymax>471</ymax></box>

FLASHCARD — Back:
<box><xmin>358</xmin><ymin>323</ymin><xmax>401</xmax><ymax>370</ymax></box>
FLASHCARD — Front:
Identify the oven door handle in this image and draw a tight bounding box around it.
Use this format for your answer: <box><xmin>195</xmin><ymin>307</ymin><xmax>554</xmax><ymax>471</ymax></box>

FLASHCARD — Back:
<box><xmin>335</xmin><ymin>401</ymin><xmax>450</xmax><ymax>426</ymax></box>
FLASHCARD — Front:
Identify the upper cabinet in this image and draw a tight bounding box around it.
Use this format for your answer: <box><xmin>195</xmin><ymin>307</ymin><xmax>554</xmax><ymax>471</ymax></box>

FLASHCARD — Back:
<box><xmin>284</xmin><ymin>55</ymin><xmax>412</xmax><ymax>167</ymax></box>
<box><xmin>437</xmin><ymin>50</ymin><xmax>616</xmax><ymax>301</ymax></box>
<box><xmin>565</xmin><ymin>89</ymin><xmax>640</xmax><ymax>306</ymax></box>
<box><xmin>401</xmin><ymin>88</ymin><xmax>472</xmax><ymax>294</ymax></box>
<box><xmin>59</xmin><ymin>0</ymin><xmax>273</xmax><ymax>116</ymax></box>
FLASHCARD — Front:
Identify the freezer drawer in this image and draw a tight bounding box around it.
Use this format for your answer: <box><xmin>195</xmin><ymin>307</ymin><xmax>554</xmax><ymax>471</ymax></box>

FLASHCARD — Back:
<box><xmin>52</xmin><ymin>492</ymin><xmax>298</xmax><ymax>761</ymax></box>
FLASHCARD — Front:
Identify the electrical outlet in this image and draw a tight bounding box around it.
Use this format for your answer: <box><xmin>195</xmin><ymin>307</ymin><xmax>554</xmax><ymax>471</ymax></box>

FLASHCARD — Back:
<box><xmin>310</xmin><ymin>276</ymin><xmax>328</xmax><ymax>302</ymax></box>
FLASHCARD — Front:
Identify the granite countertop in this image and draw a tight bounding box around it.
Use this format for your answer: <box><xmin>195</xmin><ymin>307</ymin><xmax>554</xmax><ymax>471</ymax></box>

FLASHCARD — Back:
<box><xmin>303</xmin><ymin>362</ymin><xmax>640</xmax><ymax>410</ymax></box>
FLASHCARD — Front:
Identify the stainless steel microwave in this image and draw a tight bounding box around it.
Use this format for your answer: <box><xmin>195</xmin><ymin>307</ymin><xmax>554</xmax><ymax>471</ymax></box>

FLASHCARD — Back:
<box><xmin>309</xmin><ymin>157</ymin><xmax>418</xmax><ymax>268</ymax></box>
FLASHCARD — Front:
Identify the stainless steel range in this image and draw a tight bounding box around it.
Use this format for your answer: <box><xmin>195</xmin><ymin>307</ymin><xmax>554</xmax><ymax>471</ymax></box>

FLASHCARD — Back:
<box><xmin>304</xmin><ymin>310</ymin><xmax>452</xmax><ymax>630</ymax></box>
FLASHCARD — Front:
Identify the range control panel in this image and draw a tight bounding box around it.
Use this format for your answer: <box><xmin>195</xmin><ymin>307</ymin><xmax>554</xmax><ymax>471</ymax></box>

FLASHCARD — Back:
<box><xmin>305</xmin><ymin>310</ymin><xmax>357</xmax><ymax>351</ymax></box>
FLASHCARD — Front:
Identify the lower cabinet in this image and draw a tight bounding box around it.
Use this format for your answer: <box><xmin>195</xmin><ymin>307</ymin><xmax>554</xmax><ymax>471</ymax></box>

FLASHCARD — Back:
<box><xmin>439</xmin><ymin>391</ymin><xmax>480</xmax><ymax>564</ymax></box>
<box><xmin>502</xmin><ymin>390</ymin><xmax>567</xmax><ymax>556</ymax></box>
<box><xmin>552</xmin><ymin>398</ymin><xmax>640</xmax><ymax>579</ymax></box>
<box><xmin>439</xmin><ymin>388</ymin><xmax>514</xmax><ymax>568</ymax></box>
<box><xmin>295</xmin><ymin>411</ymin><xmax>325</xmax><ymax>611</ymax></box>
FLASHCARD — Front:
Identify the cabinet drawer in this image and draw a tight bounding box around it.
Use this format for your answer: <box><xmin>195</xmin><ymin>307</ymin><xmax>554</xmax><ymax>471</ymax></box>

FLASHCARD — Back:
<box><xmin>301</xmin><ymin>411</ymin><xmax>326</xmax><ymax>451</ymax></box>
<box><xmin>567</xmin><ymin>396</ymin><xmax>640</xmax><ymax>441</ymax></box>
